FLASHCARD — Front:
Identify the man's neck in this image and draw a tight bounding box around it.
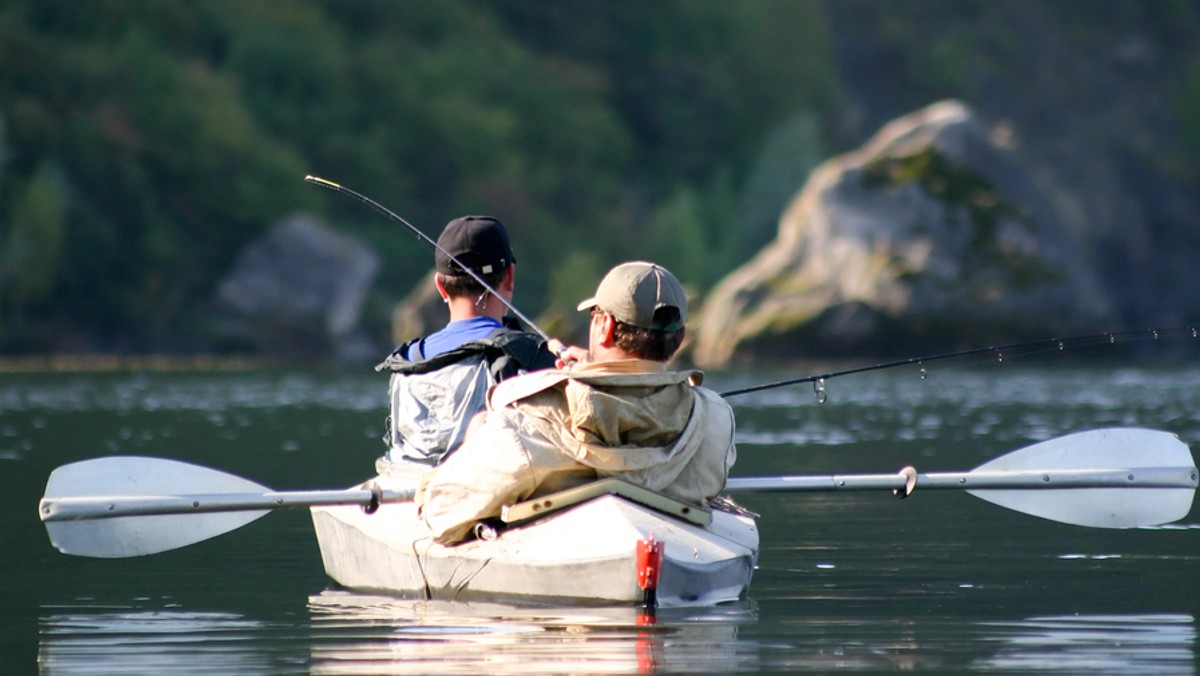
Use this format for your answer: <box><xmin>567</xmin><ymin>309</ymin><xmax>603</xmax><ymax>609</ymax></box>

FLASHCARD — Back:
<box><xmin>446</xmin><ymin>295</ymin><xmax>505</xmax><ymax>323</ymax></box>
<box><xmin>587</xmin><ymin>343</ymin><xmax>639</xmax><ymax>363</ymax></box>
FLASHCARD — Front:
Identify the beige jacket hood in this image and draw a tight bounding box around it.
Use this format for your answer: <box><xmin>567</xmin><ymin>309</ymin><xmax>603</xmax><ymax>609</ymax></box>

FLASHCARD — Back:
<box><xmin>492</xmin><ymin>360</ymin><xmax>733</xmax><ymax>497</ymax></box>
<box><xmin>420</xmin><ymin>360</ymin><xmax>737</xmax><ymax>543</ymax></box>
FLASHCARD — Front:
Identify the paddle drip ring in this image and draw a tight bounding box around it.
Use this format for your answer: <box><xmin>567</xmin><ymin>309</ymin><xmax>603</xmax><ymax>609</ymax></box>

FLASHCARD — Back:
<box><xmin>893</xmin><ymin>466</ymin><xmax>918</xmax><ymax>499</ymax></box>
<box><xmin>814</xmin><ymin>378</ymin><xmax>828</xmax><ymax>404</ymax></box>
<box><xmin>362</xmin><ymin>481</ymin><xmax>383</xmax><ymax>515</ymax></box>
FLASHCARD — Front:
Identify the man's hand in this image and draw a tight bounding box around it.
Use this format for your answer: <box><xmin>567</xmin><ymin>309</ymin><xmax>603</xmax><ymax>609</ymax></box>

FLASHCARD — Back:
<box><xmin>555</xmin><ymin>345</ymin><xmax>589</xmax><ymax>370</ymax></box>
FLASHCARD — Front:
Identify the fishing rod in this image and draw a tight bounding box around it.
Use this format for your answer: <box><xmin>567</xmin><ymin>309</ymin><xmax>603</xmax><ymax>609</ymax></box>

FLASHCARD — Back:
<box><xmin>305</xmin><ymin>175</ymin><xmax>565</xmax><ymax>357</ymax></box>
<box><xmin>719</xmin><ymin>326</ymin><xmax>1200</xmax><ymax>399</ymax></box>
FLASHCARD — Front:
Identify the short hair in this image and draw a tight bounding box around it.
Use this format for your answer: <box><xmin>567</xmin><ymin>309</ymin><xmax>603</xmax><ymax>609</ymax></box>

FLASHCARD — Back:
<box><xmin>608</xmin><ymin>307</ymin><xmax>685</xmax><ymax>361</ymax></box>
<box><xmin>439</xmin><ymin>265</ymin><xmax>507</xmax><ymax>299</ymax></box>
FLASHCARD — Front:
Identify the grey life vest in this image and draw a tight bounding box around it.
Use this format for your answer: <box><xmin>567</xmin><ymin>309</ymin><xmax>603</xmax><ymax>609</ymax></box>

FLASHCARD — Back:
<box><xmin>375</xmin><ymin>326</ymin><xmax>556</xmax><ymax>465</ymax></box>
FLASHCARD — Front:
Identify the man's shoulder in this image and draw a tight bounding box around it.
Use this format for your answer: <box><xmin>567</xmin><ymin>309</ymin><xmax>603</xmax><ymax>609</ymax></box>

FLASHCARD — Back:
<box><xmin>490</xmin><ymin>369</ymin><xmax>571</xmax><ymax>409</ymax></box>
<box><xmin>377</xmin><ymin>323</ymin><xmax>553</xmax><ymax>375</ymax></box>
<box><xmin>692</xmin><ymin>381</ymin><xmax>733</xmax><ymax>409</ymax></box>
<box><xmin>376</xmin><ymin>339</ymin><xmax>487</xmax><ymax>374</ymax></box>
<box><xmin>480</xmin><ymin>327</ymin><xmax>554</xmax><ymax>358</ymax></box>
<box><xmin>423</xmin><ymin>317</ymin><xmax>504</xmax><ymax>355</ymax></box>
<box><xmin>567</xmin><ymin>363</ymin><xmax>699</xmax><ymax>388</ymax></box>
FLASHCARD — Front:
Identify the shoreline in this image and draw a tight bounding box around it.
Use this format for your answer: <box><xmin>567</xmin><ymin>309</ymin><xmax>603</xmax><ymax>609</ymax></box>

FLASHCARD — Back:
<box><xmin>0</xmin><ymin>354</ymin><xmax>270</xmax><ymax>373</ymax></box>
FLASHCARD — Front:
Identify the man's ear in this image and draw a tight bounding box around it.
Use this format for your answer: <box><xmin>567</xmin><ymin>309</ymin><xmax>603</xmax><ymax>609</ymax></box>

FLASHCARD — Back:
<box><xmin>596</xmin><ymin>312</ymin><xmax>617</xmax><ymax>347</ymax></box>
<box><xmin>434</xmin><ymin>273</ymin><xmax>449</xmax><ymax>301</ymax></box>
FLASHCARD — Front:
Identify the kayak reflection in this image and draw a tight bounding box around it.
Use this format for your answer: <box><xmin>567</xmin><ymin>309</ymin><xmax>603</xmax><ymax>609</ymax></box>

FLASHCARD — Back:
<box><xmin>33</xmin><ymin>597</ymin><xmax>1197</xmax><ymax>673</ymax></box>
<box><xmin>306</xmin><ymin>589</ymin><xmax>759</xmax><ymax>675</ymax></box>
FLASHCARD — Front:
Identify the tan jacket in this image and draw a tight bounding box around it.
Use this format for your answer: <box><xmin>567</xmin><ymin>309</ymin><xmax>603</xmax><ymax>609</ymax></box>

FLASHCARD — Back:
<box><xmin>419</xmin><ymin>360</ymin><xmax>737</xmax><ymax>543</ymax></box>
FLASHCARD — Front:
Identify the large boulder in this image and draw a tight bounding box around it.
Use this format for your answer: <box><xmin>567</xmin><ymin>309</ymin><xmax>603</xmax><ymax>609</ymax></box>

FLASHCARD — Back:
<box><xmin>214</xmin><ymin>215</ymin><xmax>382</xmax><ymax>361</ymax></box>
<box><xmin>692</xmin><ymin>101</ymin><xmax>1115</xmax><ymax>367</ymax></box>
<box><xmin>822</xmin><ymin>4</ymin><xmax>1200</xmax><ymax>334</ymax></box>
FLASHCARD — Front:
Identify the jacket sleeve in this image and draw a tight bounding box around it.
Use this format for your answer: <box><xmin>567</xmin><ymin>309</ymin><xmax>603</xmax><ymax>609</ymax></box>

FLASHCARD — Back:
<box><xmin>419</xmin><ymin>412</ymin><xmax>537</xmax><ymax>544</ymax></box>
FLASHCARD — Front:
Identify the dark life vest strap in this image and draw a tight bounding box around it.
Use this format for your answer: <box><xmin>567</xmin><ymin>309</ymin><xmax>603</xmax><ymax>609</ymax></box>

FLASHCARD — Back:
<box><xmin>375</xmin><ymin>326</ymin><xmax>556</xmax><ymax>379</ymax></box>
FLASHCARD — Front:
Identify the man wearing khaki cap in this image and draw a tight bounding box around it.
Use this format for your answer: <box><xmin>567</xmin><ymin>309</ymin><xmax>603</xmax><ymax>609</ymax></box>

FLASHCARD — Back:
<box><xmin>419</xmin><ymin>261</ymin><xmax>737</xmax><ymax>544</ymax></box>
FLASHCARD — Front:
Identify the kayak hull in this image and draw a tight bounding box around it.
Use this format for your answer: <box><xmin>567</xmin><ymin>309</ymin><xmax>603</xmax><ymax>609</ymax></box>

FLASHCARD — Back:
<box><xmin>311</xmin><ymin>481</ymin><xmax>758</xmax><ymax>607</ymax></box>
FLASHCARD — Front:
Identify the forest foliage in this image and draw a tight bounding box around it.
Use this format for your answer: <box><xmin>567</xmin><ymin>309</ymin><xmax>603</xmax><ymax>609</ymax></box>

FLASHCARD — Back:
<box><xmin>0</xmin><ymin>0</ymin><xmax>839</xmax><ymax>353</ymax></box>
<box><xmin>1</xmin><ymin>0</ymin><xmax>1198</xmax><ymax>355</ymax></box>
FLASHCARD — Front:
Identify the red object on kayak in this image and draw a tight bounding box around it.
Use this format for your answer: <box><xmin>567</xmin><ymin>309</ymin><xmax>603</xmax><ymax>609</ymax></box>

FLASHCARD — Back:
<box><xmin>636</xmin><ymin>533</ymin><xmax>664</xmax><ymax>591</ymax></box>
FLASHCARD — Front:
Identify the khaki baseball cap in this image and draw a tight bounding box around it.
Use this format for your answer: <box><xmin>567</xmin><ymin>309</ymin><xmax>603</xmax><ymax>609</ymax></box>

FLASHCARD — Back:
<box><xmin>576</xmin><ymin>261</ymin><xmax>687</xmax><ymax>331</ymax></box>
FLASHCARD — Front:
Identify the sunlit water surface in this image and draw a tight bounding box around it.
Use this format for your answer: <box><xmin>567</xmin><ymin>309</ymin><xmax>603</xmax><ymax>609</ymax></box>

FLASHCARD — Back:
<box><xmin>3</xmin><ymin>360</ymin><xmax>1199</xmax><ymax>674</ymax></box>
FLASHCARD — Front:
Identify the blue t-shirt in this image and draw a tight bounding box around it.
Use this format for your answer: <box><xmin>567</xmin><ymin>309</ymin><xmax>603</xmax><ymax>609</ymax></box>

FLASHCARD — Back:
<box><xmin>408</xmin><ymin>316</ymin><xmax>504</xmax><ymax>360</ymax></box>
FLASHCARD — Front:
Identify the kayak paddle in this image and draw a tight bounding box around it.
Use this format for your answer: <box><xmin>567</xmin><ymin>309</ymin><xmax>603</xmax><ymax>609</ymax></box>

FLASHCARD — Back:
<box><xmin>38</xmin><ymin>427</ymin><xmax>1196</xmax><ymax>558</ymax></box>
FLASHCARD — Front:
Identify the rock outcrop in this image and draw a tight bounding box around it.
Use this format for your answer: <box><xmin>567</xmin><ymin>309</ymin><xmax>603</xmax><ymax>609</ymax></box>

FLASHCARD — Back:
<box><xmin>692</xmin><ymin>101</ymin><xmax>1114</xmax><ymax>367</ymax></box>
<box><xmin>823</xmin><ymin>3</ymin><xmax>1200</xmax><ymax>336</ymax></box>
<box><xmin>214</xmin><ymin>215</ymin><xmax>381</xmax><ymax>362</ymax></box>
<box><xmin>387</xmin><ymin>274</ymin><xmax>444</xmax><ymax>349</ymax></box>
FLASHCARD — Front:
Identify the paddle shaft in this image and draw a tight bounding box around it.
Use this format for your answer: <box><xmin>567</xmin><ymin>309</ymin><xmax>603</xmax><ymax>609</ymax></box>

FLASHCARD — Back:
<box><xmin>40</xmin><ymin>486</ymin><xmax>416</xmax><ymax>522</ymax></box>
<box><xmin>41</xmin><ymin>467</ymin><xmax>1195</xmax><ymax>520</ymax></box>
<box><xmin>725</xmin><ymin>466</ymin><xmax>1197</xmax><ymax>493</ymax></box>
<box><xmin>35</xmin><ymin>428</ymin><xmax>1198</xmax><ymax>557</ymax></box>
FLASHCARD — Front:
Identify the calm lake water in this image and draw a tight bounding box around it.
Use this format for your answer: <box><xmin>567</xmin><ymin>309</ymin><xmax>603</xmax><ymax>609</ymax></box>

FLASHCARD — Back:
<box><xmin>3</xmin><ymin>356</ymin><xmax>1199</xmax><ymax>674</ymax></box>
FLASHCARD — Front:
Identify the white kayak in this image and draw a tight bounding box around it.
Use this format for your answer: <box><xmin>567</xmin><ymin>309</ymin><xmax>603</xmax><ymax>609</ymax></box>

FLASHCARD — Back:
<box><xmin>311</xmin><ymin>475</ymin><xmax>759</xmax><ymax>607</ymax></box>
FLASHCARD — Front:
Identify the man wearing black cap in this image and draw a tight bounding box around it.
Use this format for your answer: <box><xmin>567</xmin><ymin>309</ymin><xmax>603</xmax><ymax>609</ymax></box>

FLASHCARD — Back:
<box><xmin>375</xmin><ymin>215</ymin><xmax>556</xmax><ymax>470</ymax></box>
<box><xmin>418</xmin><ymin>261</ymin><xmax>737</xmax><ymax>544</ymax></box>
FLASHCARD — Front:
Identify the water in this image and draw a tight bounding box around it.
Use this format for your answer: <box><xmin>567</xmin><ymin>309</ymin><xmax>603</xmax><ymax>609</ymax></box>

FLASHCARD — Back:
<box><xmin>3</xmin><ymin>361</ymin><xmax>1199</xmax><ymax>674</ymax></box>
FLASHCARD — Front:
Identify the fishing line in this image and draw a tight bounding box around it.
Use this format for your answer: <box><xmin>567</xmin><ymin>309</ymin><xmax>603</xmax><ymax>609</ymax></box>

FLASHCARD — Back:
<box><xmin>304</xmin><ymin>175</ymin><xmax>565</xmax><ymax>356</ymax></box>
<box><xmin>719</xmin><ymin>326</ymin><xmax>1200</xmax><ymax>399</ymax></box>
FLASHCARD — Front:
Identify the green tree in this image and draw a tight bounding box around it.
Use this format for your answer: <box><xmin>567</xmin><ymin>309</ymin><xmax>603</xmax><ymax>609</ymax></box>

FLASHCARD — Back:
<box><xmin>2</xmin><ymin>160</ymin><xmax>68</xmax><ymax>317</ymax></box>
<box><xmin>0</xmin><ymin>1</ymin><xmax>841</xmax><ymax>354</ymax></box>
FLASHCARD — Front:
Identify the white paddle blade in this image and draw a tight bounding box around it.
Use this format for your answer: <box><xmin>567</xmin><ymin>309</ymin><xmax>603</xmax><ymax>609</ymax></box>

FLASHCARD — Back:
<box><xmin>45</xmin><ymin>511</ymin><xmax>270</xmax><ymax>558</ymax></box>
<box><xmin>40</xmin><ymin>456</ymin><xmax>271</xmax><ymax>558</ymax></box>
<box><xmin>967</xmin><ymin>428</ymin><xmax>1197</xmax><ymax>528</ymax></box>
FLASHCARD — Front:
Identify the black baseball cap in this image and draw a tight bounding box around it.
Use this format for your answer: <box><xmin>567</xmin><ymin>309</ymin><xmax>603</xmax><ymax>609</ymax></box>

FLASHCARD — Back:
<box><xmin>434</xmin><ymin>215</ymin><xmax>516</xmax><ymax>276</ymax></box>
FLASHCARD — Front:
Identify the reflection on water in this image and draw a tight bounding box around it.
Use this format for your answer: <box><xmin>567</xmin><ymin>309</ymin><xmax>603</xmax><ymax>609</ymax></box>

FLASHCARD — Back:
<box><xmin>36</xmin><ymin>593</ymin><xmax>760</xmax><ymax>675</ymax></box>
<box><xmin>38</xmin><ymin>606</ymin><xmax>278</xmax><ymax>675</ymax></box>
<box><xmin>973</xmin><ymin>613</ymin><xmax>1196</xmax><ymax>674</ymax></box>
<box><xmin>306</xmin><ymin>590</ymin><xmax>759</xmax><ymax>675</ymax></box>
<box><xmin>38</xmin><ymin>599</ymin><xmax>1197</xmax><ymax>674</ymax></box>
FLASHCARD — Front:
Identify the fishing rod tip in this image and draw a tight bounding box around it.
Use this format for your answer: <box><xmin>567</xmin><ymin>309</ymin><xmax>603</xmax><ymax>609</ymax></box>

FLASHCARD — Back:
<box><xmin>304</xmin><ymin>175</ymin><xmax>337</xmax><ymax>188</ymax></box>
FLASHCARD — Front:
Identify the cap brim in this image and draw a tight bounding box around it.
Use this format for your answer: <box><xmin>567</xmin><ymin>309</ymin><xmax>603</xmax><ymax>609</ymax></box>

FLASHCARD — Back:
<box><xmin>576</xmin><ymin>297</ymin><xmax>598</xmax><ymax>312</ymax></box>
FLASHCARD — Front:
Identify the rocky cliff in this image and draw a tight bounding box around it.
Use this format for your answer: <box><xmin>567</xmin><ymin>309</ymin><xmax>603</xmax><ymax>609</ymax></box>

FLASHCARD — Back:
<box><xmin>692</xmin><ymin>102</ymin><xmax>1118</xmax><ymax>366</ymax></box>
<box><xmin>213</xmin><ymin>216</ymin><xmax>381</xmax><ymax>363</ymax></box>
<box><xmin>690</xmin><ymin>2</ymin><xmax>1200</xmax><ymax>366</ymax></box>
